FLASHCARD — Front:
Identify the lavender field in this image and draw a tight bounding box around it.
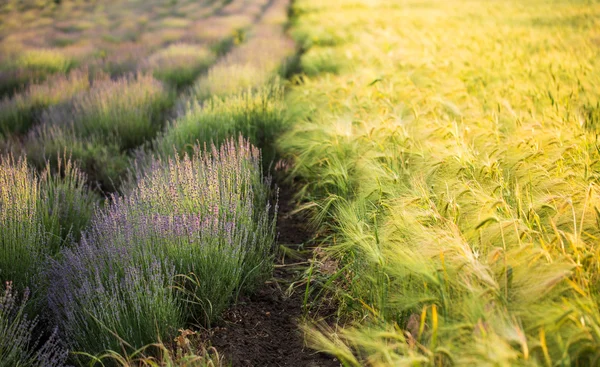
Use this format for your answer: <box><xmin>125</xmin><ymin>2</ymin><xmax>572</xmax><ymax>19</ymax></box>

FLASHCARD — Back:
<box><xmin>0</xmin><ymin>0</ymin><xmax>295</xmax><ymax>365</ymax></box>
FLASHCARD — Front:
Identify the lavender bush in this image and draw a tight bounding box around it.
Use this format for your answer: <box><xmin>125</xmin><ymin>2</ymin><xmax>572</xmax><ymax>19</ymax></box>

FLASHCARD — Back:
<box><xmin>190</xmin><ymin>25</ymin><xmax>295</xmax><ymax>100</ymax></box>
<box><xmin>155</xmin><ymin>84</ymin><xmax>284</xmax><ymax>161</ymax></box>
<box><xmin>46</xmin><ymin>233</ymin><xmax>183</xmax><ymax>359</ymax></box>
<box><xmin>48</xmin><ymin>137</ymin><xmax>276</xmax><ymax>356</ymax></box>
<box><xmin>0</xmin><ymin>282</ymin><xmax>68</xmax><ymax>367</ymax></box>
<box><xmin>0</xmin><ymin>69</ymin><xmax>90</xmax><ymax>136</ymax></box>
<box><xmin>0</xmin><ymin>156</ymin><xmax>44</xmax><ymax>289</ymax></box>
<box><xmin>23</xmin><ymin>73</ymin><xmax>174</xmax><ymax>190</ymax></box>
<box><xmin>0</xmin><ymin>155</ymin><xmax>96</xmax><ymax>291</ymax></box>
<box><xmin>38</xmin><ymin>155</ymin><xmax>99</xmax><ymax>253</ymax></box>
<box><xmin>143</xmin><ymin>44</ymin><xmax>216</xmax><ymax>89</ymax></box>
<box><xmin>0</xmin><ymin>48</ymin><xmax>75</xmax><ymax>97</ymax></box>
<box><xmin>130</xmin><ymin>137</ymin><xmax>277</xmax><ymax>323</ymax></box>
<box><xmin>41</xmin><ymin>73</ymin><xmax>174</xmax><ymax>150</ymax></box>
<box><xmin>26</xmin><ymin>125</ymin><xmax>130</xmax><ymax>191</ymax></box>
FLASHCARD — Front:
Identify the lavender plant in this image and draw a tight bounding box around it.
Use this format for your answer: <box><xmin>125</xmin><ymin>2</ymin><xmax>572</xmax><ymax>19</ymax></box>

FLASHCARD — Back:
<box><xmin>129</xmin><ymin>137</ymin><xmax>277</xmax><ymax>323</ymax></box>
<box><xmin>155</xmin><ymin>84</ymin><xmax>284</xmax><ymax>161</ymax></box>
<box><xmin>0</xmin><ymin>156</ymin><xmax>44</xmax><ymax>289</ymax></box>
<box><xmin>26</xmin><ymin>124</ymin><xmax>130</xmax><ymax>191</ymax></box>
<box><xmin>0</xmin><ymin>69</ymin><xmax>90</xmax><ymax>136</ymax></box>
<box><xmin>16</xmin><ymin>49</ymin><xmax>74</xmax><ymax>75</ymax></box>
<box><xmin>190</xmin><ymin>25</ymin><xmax>295</xmax><ymax>100</ymax></box>
<box><xmin>41</xmin><ymin>73</ymin><xmax>174</xmax><ymax>150</ymax></box>
<box><xmin>143</xmin><ymin>44</ymin><xmax>216</xmax><ymax>89</ymax></box>
<box><xmin>48</xmin><ymin>138</ymin><xmax>277</xmax><ymax>356</ymax></box>
<box><xmin>0</xmin><ymin>155</ymin><xmax>97</xmax><ymax>292</ymax></box>
<box><xmin>46</xmin><ymin>232</ymin><xmax>183</xmax><ymax>359</ymax></box>
<box><xmin>0</xmin><ymin>49</ymin><xmax>75</xmax><ymax>97</ymax></box>
<box><xmin>0</xmin><ymin>282</ymin><xmax>68</xmax><ymax>367</ymax></box>
<box><xmin>38</xmin><ymin>155</ymin><xmax>99</xmax><ymax>253</ymax></box>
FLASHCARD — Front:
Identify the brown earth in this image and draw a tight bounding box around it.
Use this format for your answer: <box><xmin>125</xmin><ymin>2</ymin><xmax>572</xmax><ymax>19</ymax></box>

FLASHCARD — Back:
<box><xmin>205</xmin><ymin>183</ymin><xmax>340</xmax><ymax>367</ymax></box>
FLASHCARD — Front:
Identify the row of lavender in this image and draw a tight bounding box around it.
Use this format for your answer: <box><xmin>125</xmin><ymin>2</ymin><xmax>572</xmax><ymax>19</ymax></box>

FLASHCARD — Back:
<box><xmin>50</xmin><ymin>138</ymin><xmax>276</xmax><ymax>359</ymax></box>
<box><xmin>1</xmin><ymin>156</ymin><xmax>95</xmax><ymax>366</ymax></box>
<box><xmin>0</xmin><ymin>0</ymin><xmax>294</xmax><ymax>364</ymax></box>
<box><xmin>0</xmin><ymin>0</ymin><xmax>272</xmax><ymax>191</ymax></box>
<box><xmin>1</xmin><ymin>137</ymin><xmax>274</xmax><ymax>365</ymax></box>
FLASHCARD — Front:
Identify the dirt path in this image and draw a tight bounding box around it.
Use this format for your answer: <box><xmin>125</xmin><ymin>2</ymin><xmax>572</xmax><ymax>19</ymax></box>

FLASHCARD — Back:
<box><xmin>206</xmin><ymin>184</ymin><xmax>340</xmax><ymax>367</ymax></box>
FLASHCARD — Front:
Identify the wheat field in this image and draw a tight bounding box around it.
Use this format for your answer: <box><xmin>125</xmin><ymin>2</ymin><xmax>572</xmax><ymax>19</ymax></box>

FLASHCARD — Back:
<box><xmin>280</xmin><ymin>0</ymin><xmax>600</xmax><ymax>365</ymax></box>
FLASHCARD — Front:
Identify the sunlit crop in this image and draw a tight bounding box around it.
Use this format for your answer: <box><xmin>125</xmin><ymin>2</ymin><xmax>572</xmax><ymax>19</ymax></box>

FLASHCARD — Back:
<box><xmin>280</xmin><ymin>0</ymin><xmax>600</xmax><ymax>365</ymax></box>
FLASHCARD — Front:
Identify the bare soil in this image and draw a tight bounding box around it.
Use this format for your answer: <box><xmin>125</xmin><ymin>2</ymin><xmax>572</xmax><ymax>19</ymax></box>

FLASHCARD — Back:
<box><xmin>205</xmin><ymin>184</ymin><xmax>340</xmax><ymax>367</ymax></box>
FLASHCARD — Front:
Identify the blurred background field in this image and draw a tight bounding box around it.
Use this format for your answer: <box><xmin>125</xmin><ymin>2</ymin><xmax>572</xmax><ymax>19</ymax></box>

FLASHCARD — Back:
<box><xmin>0</xmin><ymin>0</ymin><xmax>291</xmax><ymax>191</ymax></box>
<box><xmin>0</xmin><ymin>0</ymin><xmax>251</xmax><ymax>94</ymax></box>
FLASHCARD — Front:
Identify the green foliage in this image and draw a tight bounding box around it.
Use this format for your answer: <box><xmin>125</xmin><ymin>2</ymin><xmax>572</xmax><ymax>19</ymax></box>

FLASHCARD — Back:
<box><xmin>26</xmin><ymin>125</ymin><xmax>130</xmax><ymax>191</ymax></box>
<box><xmin>300</xmin><ymin>47</ymin><xmax>343</xmax><ymax>76</ymax></box>
<box><xmin>79</xmin><ymin>332</ymin><xmax>225</xmax><ymax>367</ymax></box>
<box><xmin>190</xmin><ymin>26</ymin><xmax>294</xmax><ymax>100</ymax></box>
<box><xmin>0</xmin><ymin>0</ymin><xmax>292</xmax><ymax>363</ymax></box>
<box><xmin>131</xmin><ymin>138</ymin><xmax>276</xmax><ymax>324</ymax></box>
<box><xmin>0</xmin><ymin>49</ymin><xmax>75</xmax><ymax>96</ymax></box>
<box><xmin>47</xmin><ymin>138</ymin><xmax>276</xmax><ymax>359</ymax></box>
<box><xmin>42</xmin><ymin>73</ymin><xmax>174</xmax><ymax>150</ymax></box>
<box><xmin>47</xmin><ymin>234</ymin><xmax>184</xmax><ymax>359</ymax></box>
<box><xmin>191</xmin><ymin>64</ymin><xmax>266</xmax><ymax>101</ymax></box>
<box><xmin>0</xmin><ymin>70</ymin><xmax>37</xmax><ymax>98</ymax></box>
<box><xmin>23</xmin><ymin>73</ymin><xmax>174</xmax><ymax>190</ymax></box>
<box><xmin>0</xmin><ymin>155</ymin><xmax>97</xmax><ymax>290</ymax></box>
<box><xmin>17</xmin><ymin>49</ymin><xmax>73</xmax><ymax>75</ymax></box>
<box><xmin>0</xmin><ymin>283</ymin><xmax>68</xmax><ymax>367</ymax></box>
